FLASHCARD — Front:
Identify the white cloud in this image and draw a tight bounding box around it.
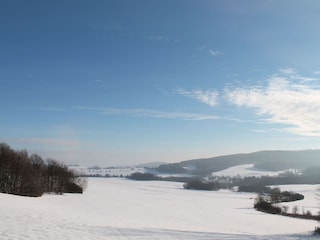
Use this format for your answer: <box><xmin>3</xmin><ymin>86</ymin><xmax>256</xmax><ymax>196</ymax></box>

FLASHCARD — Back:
<box><xmin>251</xmin><ymin>129</ymin><xmax>267</xmax><ymax>133</ymax></box>
<box><xmin>77</xmin><ymin>106</ymin><xmax>218</xmax><ymax>121</ymax></box>
<box><xmin>279</xmin><ymin>68</ymin><xmax>317</xmax><ymax>82</ymax></box>
<box><xmin>146</xmin><ymin>35</ymin><xmax>181</xmax><ymax>43</ymax></box>
<box><xmin>177</xmin><ymin>88</ymin><xmax>219</xmax><ymax>107</ymax></box>
<box><xmin>40</xmin><ymin>107</ymin><xmax>69</xmax><ymax>112</ymax></box>
<box><xmin>91</xmin><ymin>23</ymin><xmax>123</xmax><ymax>32</ymax></box>
<box><xmin>79</xmin><ymin>69</ymin><xmax>320</xmax><ymax>137</ymax></box>
<box><xmin>146</xmin><ymin>35</ymin><xmax>169</xmax><ymax>41</ymax></box>
<box><xmin>209</xmin><ymin>49</ymin><xmax>223</xmax><ymax>57</ymax></box>
<box><xmin>103</xmin><ymin>108</ymin><xmax>219</xmax><ymax>121</ymax></box>
<box><xmin>224</xmin><ymin>70</ymin><xmax>320</xmax><ymax>137</ymax></box>
<box><xmin>279</xmin><ymin>67</ymin><xmax>296</xmax><ymax>75</ymax></box>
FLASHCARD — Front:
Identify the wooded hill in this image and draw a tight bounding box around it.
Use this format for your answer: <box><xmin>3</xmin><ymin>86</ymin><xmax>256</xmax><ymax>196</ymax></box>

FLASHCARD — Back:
<box><xmin>155</xmin><ymin>150</ymin><xmax>320</xmax><ymax>176</ymax></box>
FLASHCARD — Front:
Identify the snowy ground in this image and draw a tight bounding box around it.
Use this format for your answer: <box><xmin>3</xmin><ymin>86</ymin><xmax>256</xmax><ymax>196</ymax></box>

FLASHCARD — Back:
<box><xmin>1</xmin><ymin>178</ymin><xmax>319</xmax><ymax>240</ymax></box>
<box><xmin>212</xmin><ymin>164</ymin><xmax>296</xmax><ymax>178</ymax></box>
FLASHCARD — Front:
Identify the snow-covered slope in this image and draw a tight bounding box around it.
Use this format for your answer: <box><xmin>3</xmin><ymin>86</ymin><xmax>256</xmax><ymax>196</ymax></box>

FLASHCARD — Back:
<box><xmin>212</xmin><ymin>164</ymin><xmax>296</xmax><ymax>178</ymax></box>
<box><xmin>1</xmin><ymin>178</ymin><xmax>319</xmax><ymax>239</ymax></box>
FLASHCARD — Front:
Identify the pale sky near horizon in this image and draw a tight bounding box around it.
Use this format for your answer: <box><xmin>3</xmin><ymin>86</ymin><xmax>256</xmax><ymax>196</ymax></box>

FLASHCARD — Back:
<box><xmin>1</xmin><ymin>0</ymin><xmax>320</xmax><ymax>166</ymax></box>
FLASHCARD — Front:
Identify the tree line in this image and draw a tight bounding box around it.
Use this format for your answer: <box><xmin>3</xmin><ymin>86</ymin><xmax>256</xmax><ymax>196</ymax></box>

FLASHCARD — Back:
<box><xmin>183</xmin><ymin>168</ymin><xmax>320</xmax><ymax>192</ymax></box>
<box><xmin>254</xmin><ymin>188</ymin><xmax>319</xmax><ymax>222</ymax></box>
<box><xmin>127</xmin><ymin>172</ymin><xmax>194</xmax><ymax>183</ymax></box>
<box><xmin>0</xmin><ymin>143</ymin><xmax>85</xmax><ymax>197</ymax></box>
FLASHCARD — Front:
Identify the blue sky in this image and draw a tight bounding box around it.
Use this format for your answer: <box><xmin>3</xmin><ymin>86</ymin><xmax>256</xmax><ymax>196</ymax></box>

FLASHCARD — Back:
<box><xmin>1</xmin><ymin>0</ymin><xmax>320</xmax><ymax>166</ymax></box>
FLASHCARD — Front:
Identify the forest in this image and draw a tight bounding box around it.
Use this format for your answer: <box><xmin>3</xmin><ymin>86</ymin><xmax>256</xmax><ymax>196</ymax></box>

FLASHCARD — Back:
<box><xmin>0</xmin><ymin>143</ymin><xmax>85</xmax><ymax>197</ymax></box>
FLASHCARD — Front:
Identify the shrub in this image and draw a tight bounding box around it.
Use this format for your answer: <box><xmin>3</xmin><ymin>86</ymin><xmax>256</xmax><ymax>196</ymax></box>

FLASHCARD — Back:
<box><xmin>183</xmin><ymin>180</ymin><xmax>220</xmax><ymax>191</ymax></box>
<box><xmin>66</xmin><ymin>182</ymin><xmax>83</xmax><ymax>193</ymax></box>
<box><xmin>254</xmin><ymin>194</ymin><xmax>281</xmax><ymax>214</ymax></box>
<box><xmin>238</xmin><ymin>184</ymin><xmax>271</xmax><ymax>193</ymax></box>
<box><xmin>281</xmin><ymin>191</ymin><xmax>304</xmax><ymax>202</ymax></box>
<box><xmin>127</xmin><ymin>172</ymin><xmax>161</xmax><ymax>181</ymax></box>
<box><xmin>314</xmin><ymin>227</ymin><xmax>320</xmax><ymax>235</ymax></box>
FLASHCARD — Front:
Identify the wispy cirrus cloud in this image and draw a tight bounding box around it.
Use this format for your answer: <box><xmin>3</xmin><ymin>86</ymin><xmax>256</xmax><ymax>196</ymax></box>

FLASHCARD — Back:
<box><xmin>224</xmin><ymin>70</ymin><xmax>320</xmax><ymax>137</ymax></box>
<box><xmin>177</xmin><ymin>88</ymin><xmax>219</xmax><ymax>107</ymax></box>
<box><xmin>145</xmin><ymin>35</ymin><xmax>181</xmax><ymax>43</ymax></box>
<box><xmin>40</xmin><ymin>107</ymin><xmax>70</xmax><ymax>112</ymax></box>
<box><xmin>208</xmin><ymin>49</ymin><xmax>223</xmax><ymax>57</ymax></box>
<box><xmin>77</xmin><ymin>106</ymin><xmax>218</xmax><ymax>121</ymax></box>
<box><xmin>91</xmin><ymin>23</ymin><xmax>123</xmax><ymax>32</ymax></box>
<box><xmin>80</xmin><ymin>69</ymin><xmax>320</xmax><ymax>137</ymax></box>
<box><xmin>279</xmin><ymin>67</ymin><xmax>318</xmax><ymax>82</ymax></box>
<box><xmin>94</xmin><ymin>79</ymin><xmax>103</xmax><ymax>83</ymax></box>
<box><xmin>176</xmin><ymin>69</ymin><xmax>320</xmax><ymax>137</ymax></box>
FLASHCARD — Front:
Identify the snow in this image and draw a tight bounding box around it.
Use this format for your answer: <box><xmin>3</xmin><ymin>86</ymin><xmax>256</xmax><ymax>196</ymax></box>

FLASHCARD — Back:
<box><xmin>212</xmin><ymin>164</ymin><xmax>295</xmax><ymax>178</ymax></box>
<box><xmin>1</xmin><ymin>178</ymin><xmax>319</xmax><ymax>239</ymax></box>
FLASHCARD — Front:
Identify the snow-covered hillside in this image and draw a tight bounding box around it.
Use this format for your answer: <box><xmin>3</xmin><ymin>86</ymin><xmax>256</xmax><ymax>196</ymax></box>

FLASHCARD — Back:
<box><xmin>1</xmin><ymin>178</ymin><xmax>319</xmax><ymax>239</ymax></box>
<box><xmin>212</xmin><ymin>164</ymin><xmax>297</xmax><ymax>178</ymax></box>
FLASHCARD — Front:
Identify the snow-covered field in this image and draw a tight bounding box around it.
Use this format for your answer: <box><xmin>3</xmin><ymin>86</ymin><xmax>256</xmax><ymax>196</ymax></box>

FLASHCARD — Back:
<box><xmin>1</xmin><ymin>178</ymin><xmax>319</xmax><ymax>240</ymax></box>
<box><xmin>212</xmin><ymin>164</ymin><xmax>296</xmax><ymax>178</ymax></box>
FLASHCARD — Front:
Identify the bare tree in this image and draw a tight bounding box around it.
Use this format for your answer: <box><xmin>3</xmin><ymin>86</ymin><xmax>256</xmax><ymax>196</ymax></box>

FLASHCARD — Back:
<box><xmin>0</xmin><ymin>143</ymin><xmax>85</xmax><ymax>197</ymax></box>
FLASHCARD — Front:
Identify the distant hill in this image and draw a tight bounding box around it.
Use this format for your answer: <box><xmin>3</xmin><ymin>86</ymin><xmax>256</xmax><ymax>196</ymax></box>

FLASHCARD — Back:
<box><xmin>155</xmin><ymin>150</ymin><xmax>320</xmax><ymax>176</ymax></box>
<box><xmin>136</xmin><ymin>162</ymin><xmax>167</xmax><ymax>168</ymax></box>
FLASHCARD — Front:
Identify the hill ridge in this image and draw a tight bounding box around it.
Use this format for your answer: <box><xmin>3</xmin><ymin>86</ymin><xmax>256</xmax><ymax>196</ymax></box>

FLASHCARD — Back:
<box><xmin>155</xmin><ymin>150</ymin><xmax>320</xmax><ymax>176</ymax></box>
